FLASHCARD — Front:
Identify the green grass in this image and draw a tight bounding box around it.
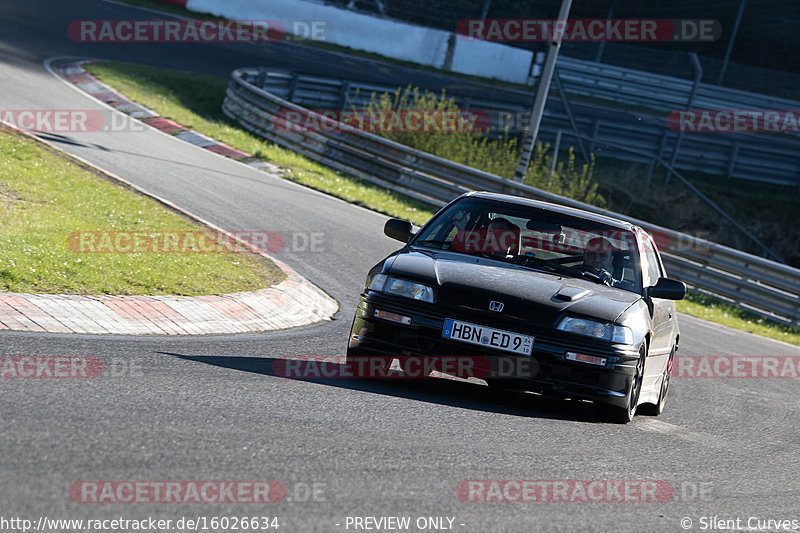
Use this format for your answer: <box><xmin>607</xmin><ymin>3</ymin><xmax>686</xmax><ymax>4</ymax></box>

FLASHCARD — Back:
<box><xmin>677</xmin><ymin>291</ymin><xmax>800</xmax><ymax>347</ymax></box>
<box><xmin>84</xmin><ymin>60</ymin><xmax>436</xmax><ymax>226</ymax></box>
<box><xmin>83</xmin><ymin>60</ymin><xmax>800</xmax><ymax>343</ymax></box>
<box><xmin>0</xmin><ymin>130</ymin><xmax>284</xmax><ymax>295</ymax></box>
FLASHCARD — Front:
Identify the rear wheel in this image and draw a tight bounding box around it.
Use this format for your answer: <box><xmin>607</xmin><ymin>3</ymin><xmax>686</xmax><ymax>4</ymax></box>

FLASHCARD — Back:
<box><xmin>609</xmin><ymin>348</ymin><xmax>645</xmax><ymax>424</ymax></box>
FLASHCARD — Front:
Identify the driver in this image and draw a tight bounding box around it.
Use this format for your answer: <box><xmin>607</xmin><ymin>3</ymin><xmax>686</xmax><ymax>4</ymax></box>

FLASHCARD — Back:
<box><xmin>485</xmin><ymin>217</ymin><xmax>520</xmax><ymax>258</ymax></box>
<box><xmin>450</xmin><ymin>212</ymin><xmax>519</xmax><ymax>258</ymax></box>
<box><xmin>581</xmin><ymin>236</ymin><xmax>618</xmax><ymax>285</ymax></box>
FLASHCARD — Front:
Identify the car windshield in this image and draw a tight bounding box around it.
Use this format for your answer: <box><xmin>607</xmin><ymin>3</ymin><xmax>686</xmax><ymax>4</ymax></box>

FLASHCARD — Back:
<box><xmin>412</xmin><ymin>197</ymin><xmax>643</xmax><ymax>294</ymax></box>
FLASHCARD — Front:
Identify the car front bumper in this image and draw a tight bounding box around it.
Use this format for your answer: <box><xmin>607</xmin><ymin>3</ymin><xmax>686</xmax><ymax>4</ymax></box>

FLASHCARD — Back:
<box><xmin>347</xmin><ymin>292</ymin><xmax>642</xmax><ymax>408</ymax></box>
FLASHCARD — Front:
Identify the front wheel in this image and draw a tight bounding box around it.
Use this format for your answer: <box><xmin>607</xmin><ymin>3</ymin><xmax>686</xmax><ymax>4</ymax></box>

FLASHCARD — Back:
<box><xmin>641</xmin><ymin>346</ymin><xmax>674</xmax><ymax>416</ymax></box>
<box><xmin>609</xmin><ymin>348</ymin><xmax>645</xmax><ymax>424</ymax></box>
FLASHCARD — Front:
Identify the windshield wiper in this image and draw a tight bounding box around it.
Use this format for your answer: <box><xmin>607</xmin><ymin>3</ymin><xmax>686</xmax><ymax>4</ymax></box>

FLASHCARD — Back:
<box><xmin>513</xmin><ymin>255</ymin><xmax>575</xmax><ymax>276</ymax></box>
<box><xmin>415</xmin><ymin>240</ymin><xmax>510</xmax><ymax>261</ymax></box>
<box><xmin>412</xmin><ymin>239</ymin><xmax>452</xmax><ymax>248</ymax></box>
<box><xmin>513</xmin><ymin>255</ymin><xmax>609</xmax><ymax>285</ymax></box>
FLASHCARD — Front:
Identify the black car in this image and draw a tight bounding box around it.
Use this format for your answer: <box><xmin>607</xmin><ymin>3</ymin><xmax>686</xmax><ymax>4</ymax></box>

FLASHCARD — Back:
<box><xmin>346</xmin><ymin>192</ymin><xmax>686</xmax><ymax>423</ymax></box>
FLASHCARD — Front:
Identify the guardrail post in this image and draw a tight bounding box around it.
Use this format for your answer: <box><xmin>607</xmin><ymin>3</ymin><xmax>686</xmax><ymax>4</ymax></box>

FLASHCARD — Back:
<box><xmin>647</xmin><ymin>131</ymin><xmax>670</xmax><ymax>189</ymax></box>
<box><xmin>338</xmin><ymin>81</ymin><xmax>351</xmax><ymax>111</ymax></box>
<box><xmin>255</xmin><ymin>68</ymin><xmax>266</xmax><ymax>89</ymax></box>
<box><xmin>727</xmin><ymin>141</ymin><xmax>740</xmax><ymax>177</ymax></box>
<box><xmin>656</xmin><ymin>130</ymin><xmax>670</xmax><ymax>161</ymax></box>
<box><xmin>645</xmin><ymin>159</ymin><xmax>656</xmax><ymax>190</ymax></box>
<box><xmin>589</xmin><ymin>119</ymin><xmax>601</xmax><ymax>153</ymax></box>
<box><xmin>288</xmin><ymin>74</ymin><xmax>299</xmax><ymax>102</ymax></box>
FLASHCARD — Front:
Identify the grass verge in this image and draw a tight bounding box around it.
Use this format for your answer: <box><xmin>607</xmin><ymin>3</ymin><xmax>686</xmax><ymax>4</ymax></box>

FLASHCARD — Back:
<box><xmin>0</xmin><ymin>129</ymin><xmax>284</xmax><ymax>295</ymax></box>
<box><xmin>82</xmin><ymin>60</ymin><xmax>800</xmax><ymax>345</ymax></box>
<box><xmin>84</xmin><ymin>60</ymin><xmax>436</xmax><ymax>226</ymax></box>
<box><xmin>677</xmin><ymin>291</ymin><xmax>800</xmax><ymax>347</ymax></box>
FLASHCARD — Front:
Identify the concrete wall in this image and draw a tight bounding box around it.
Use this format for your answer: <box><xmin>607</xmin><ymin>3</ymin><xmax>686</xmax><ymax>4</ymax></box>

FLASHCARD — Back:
<box><xmin>178</xmin><ymin>0</ymin><xmax>534</xmax><ymax>84</ymax></box>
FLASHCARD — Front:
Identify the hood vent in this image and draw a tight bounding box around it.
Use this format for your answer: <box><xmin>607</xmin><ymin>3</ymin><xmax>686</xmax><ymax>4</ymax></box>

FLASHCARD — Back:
<box><xmin>553</xmin><ymin>286</ymin><xmax>592</xmax><ymax>302</ymax></box>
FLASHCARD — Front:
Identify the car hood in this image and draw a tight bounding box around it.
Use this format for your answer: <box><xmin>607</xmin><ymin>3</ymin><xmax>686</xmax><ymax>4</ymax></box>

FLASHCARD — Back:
<box><xmin>388</xmin><ymin>249</ymin><xmax>641</xmax><ymax>324</ymax></box>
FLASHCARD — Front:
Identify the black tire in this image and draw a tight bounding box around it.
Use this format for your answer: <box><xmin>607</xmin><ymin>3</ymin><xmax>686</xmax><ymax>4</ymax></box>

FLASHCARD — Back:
<box><xmin>609</xmin><ymin>348</ymin><xmax>645</xmax><ymax>424</ymax></box>
<box><xmin>640</xmin><ymin>347</ymin><xmax>674</xmax><ymax>416</ymax></box>
<box><xmin>345</xmin><ymin>351</ymin><xmax>392</xmax><ymax>378</ymax></box>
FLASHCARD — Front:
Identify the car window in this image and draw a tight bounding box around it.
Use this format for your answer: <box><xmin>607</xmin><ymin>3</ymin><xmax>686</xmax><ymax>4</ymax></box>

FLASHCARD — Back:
<box><xmin>640</xmin><ymin>236</ymin><xmax>663</xmax><ymax>288</ymax></box>
<box><xmin>412</xmin><ymin>197</ymin><xmax>643</xmax><ymax>293</ymax></box>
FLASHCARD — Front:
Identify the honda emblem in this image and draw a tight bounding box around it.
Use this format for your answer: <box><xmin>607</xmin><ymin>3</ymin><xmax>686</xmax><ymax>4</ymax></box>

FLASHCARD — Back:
<box><xmin>489</xmin><ymin>300</ymin><xmax>504</xmax><ymax>312</ymax></box>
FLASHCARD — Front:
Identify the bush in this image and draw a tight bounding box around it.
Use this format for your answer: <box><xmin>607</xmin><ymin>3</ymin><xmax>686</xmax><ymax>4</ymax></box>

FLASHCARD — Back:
<box><xmin>354</xmin><ymin>86</ymin><xmax>604</xmax><ymax>206</ymax></box>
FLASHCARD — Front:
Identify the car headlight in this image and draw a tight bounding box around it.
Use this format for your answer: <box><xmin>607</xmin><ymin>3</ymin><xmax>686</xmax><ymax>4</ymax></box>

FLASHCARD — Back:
<box><xmin>556</xmin><ymin>317</ymin><xmax>633</xmax><ymax>345</ymax></box>
<box><xmin>367</xmin><ymin>274</ymin><xmax>434</xmax><ymax>303</ymax></box>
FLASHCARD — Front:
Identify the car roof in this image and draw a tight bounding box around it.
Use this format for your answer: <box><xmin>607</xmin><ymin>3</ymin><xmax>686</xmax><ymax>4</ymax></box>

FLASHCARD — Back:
<box><xmin>463</xmin><ymin>191</ymin><xmax>639</xmax><ymax>232</ymax></box>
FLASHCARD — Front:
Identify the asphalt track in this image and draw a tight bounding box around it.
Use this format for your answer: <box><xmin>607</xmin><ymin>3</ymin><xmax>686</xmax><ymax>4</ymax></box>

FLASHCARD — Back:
<box><xmin>1</xmin><ymin>1</ymin><xmax>799</xmax><ymax>531</ymax></box>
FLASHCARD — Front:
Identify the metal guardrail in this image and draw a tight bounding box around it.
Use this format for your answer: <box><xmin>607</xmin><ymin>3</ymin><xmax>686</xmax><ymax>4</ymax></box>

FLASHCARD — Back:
<box><xmin>557</xmin><ymin>56</ymin><xmax>800</xmax><ymax>116</ymax></box>
<box><xmin>249</xmin><ymin>69</ymin><xmax>800</xmax><ymax>187</ymax></box>
<box><xmin>223</xmin><ymin>67</ymin><xmax>800</xmax><ymax>326</ymax></box>
<box><xmin>239</xmin><ymin>69</ymin><xmax>796</xmax><ymax>256</ymax></box>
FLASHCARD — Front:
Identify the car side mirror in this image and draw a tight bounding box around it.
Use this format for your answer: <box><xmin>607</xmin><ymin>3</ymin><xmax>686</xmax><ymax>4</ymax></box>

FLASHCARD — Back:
<box><xmin>648</xmin><ymin>277</ymin><xmax>686</xmax><ymax>300</ymax></box>
<box><xmin>384</xmin><ymin>218</ymin><xmax>414</xmax><ymax>243</ymax></box>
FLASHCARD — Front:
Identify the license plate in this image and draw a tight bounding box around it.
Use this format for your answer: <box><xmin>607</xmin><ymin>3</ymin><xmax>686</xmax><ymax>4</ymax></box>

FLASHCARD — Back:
<box><xmin>442</xmin><ymin>318</ymin><xmax>533</xmax><ymax>355</ymax></box>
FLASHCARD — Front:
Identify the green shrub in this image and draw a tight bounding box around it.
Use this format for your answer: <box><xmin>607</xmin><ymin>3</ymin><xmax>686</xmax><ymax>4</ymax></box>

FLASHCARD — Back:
<box><xmin>354</xmin><ymin>86</ymin><xmax>604</xmax><ymax>206</ymax></box>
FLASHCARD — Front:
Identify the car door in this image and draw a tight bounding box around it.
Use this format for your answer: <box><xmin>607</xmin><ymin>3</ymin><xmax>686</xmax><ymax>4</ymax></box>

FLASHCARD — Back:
<box><xmin>640</xmin><ymin>235</ymin><xmax>673</xmax><ymax>389</ymax></box>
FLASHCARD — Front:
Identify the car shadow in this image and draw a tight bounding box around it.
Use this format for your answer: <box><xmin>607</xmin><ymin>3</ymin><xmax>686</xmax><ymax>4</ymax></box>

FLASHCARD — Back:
<box><xmin>160</xmin><ymin>352</ymin><xmax>611</xmax><ymax>424</ymax></box>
